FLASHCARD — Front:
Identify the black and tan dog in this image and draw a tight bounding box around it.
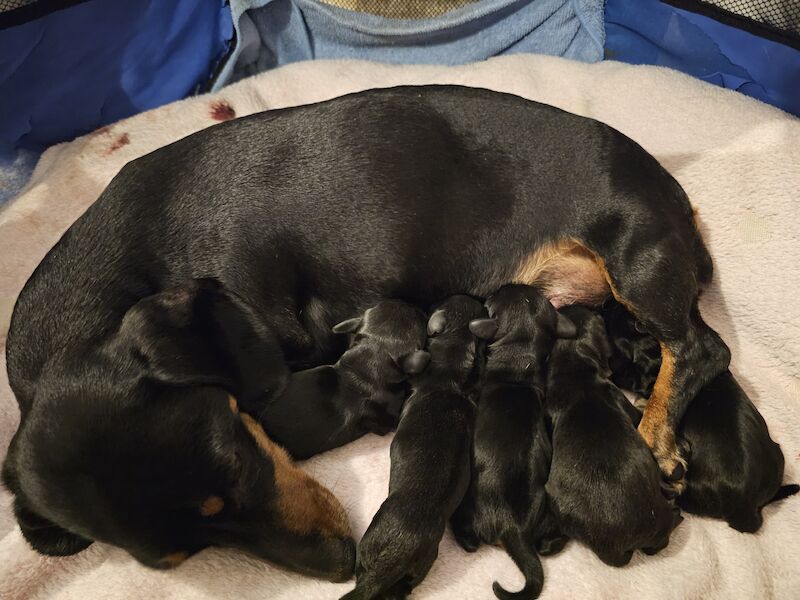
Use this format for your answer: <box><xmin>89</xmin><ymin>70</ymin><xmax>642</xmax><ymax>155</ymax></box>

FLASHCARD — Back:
<box><xmin>254</xmin><ymin>300</ymin><xmax>430</xmax><ymax>460</ymax></box>
<box><xmin>451</xmin><ymin>285</ymin><xmax>572</xmax><ymax>600</ymax></box>
<box><xmin>545</xmin><ymin>305</ymin><xmax>681</xmax><ymax>567</ymax></box>
<box><xmin>342</xmin><ymin>295</ymin><xmax>484</xmax><ymax>599</ymax></box>
<box><xmin>603</xmin><ymin>301</ymin><xmax>799</xmax><ymax>532</ymax></box>
<box><xmin>3</xmin><ymin>85</ymin><xmax>728</xmax><ymax>577</ymax></box>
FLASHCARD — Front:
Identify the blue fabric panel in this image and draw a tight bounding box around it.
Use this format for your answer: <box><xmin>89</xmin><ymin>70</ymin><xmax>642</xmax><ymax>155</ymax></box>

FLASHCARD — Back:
<box><xmin>606</xmin><ymin>0</ymin><xmax>800</xmax><ymax>116</ymax></box>
<box><xmin>215</xmin><ymin>0</ymin><xmax>605</xmax><ymax>89</ymax></box>
<box><xmin>0</xmin><ymin>0</ymin><xmax>233</xmax><ymax>159</ymax></box>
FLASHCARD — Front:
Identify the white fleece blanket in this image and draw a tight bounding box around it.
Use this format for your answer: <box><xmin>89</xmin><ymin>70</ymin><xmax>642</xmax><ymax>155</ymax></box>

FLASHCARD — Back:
<box><xmin>1</xmin><ymin>55</ymin><xmax>799</xmax><ymax>600</ymax></box>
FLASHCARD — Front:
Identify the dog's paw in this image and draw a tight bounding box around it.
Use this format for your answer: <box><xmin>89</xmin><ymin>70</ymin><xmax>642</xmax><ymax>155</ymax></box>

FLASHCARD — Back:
<box><xmin>643</xmin><ymin>433</ymin><xmax>688</xmax><ymax>495</ymax></box>
<box><xmin>639</xmin><ymin>420</ymin><xmax>689</xmax><ymax>494</ymax></box>
<box><xmin>658</xmin><ymin>449</ymin><xmax>688</xmax><ymax>496</ymax></box>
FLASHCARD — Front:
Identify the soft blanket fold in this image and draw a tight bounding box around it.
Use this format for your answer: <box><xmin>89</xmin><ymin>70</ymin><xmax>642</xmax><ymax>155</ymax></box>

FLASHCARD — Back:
<box><xmin>0</xmin><ymin>55</ymin><xmax>798</xmax><ymax>599</ymax></box>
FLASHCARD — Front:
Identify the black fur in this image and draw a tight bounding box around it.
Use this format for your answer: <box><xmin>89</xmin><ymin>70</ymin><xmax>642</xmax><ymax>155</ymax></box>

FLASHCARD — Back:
<box><xmin>342</xmin><ymin>296</ymin><xmax>484</xmax><ymax>599</ymax></box>
<box><xmin>253</xmin><ymin>300</ymin><xmax>430</xmax><ymax>459</ymax></box>
<box><xmin>452</xmin><ymin>285</ymin><xmax>570</xmax><ymax>600</ymax></box>
<box><xmin>4</xmin><ymin>85</ymin><xmax>724</xmax><ymax>575</ymax></box>
<box><xmin>603</xmin><ymin>302</ymin><xmax>799</xmax><ymax>532</ymax></box>
<box><xmin>545</xmin><ymin>306</ymin><xmax>681</xmax><ymax>567</ymax></box>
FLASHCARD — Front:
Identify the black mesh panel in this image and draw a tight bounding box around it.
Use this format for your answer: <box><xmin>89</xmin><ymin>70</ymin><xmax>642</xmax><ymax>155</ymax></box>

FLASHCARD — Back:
<box><xmin>704</xmin><ymin>0</ymin><xmax>800</xmax><ymax>34</ymax></box>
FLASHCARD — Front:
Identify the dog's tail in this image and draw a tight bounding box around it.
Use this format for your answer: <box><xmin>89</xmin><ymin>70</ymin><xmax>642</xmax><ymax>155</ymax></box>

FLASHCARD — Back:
<box><xmin>766</xmin><ymin>484</ymin><xmax>800</xmax><ymax>505</ymax></box>
<box><xmin>492</xmin><ymin>531</ymin><xmax>544</xmax><ymax>600</ymax></box>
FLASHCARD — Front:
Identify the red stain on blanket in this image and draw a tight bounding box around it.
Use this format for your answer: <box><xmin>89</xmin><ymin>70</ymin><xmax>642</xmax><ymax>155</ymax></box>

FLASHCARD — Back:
<box><xmin>105</xmin><ymin>133</ymin><xmax>130</xmax><ymax>154</ymax></box>
<box><xmin>210</xmin><ymin>101</ymin><xmax>236</xmax><ymax>121</ymax></box>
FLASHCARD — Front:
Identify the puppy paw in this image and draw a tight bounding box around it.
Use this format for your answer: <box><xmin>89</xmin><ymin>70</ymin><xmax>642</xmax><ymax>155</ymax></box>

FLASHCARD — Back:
<box><xmin>453</xmin><ymin>530</ymin><xmax>481</xmax><ymax>553</ymax></box>
<box><xmin>537</xmin><ymin>535</ymin><xmax>569</xmax><ymax>556</ymax></box>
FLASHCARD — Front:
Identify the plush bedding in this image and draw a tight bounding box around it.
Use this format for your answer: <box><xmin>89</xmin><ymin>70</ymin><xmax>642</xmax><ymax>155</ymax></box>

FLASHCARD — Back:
<box><xmin>1</xmin><ymin>55</ymin><xmax>798</xmax><ymax>599</ymax></box>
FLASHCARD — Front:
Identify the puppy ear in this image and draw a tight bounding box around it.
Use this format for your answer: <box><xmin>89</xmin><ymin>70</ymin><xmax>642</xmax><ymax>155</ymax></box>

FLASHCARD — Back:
<box><xmin>332</xmin><ymin>317</ymin><xmax>363</xmax><ymax>334</ymax></box>
<box><xmin>427</xmin><ymin>310</ymin><xmax>447</xmax><ymax>336</ymax></box>
<box><xmin>114</xmin><ymin>279</ymin><xmax>288</xmax><ymax>402</ymax></box>
<box><xmin>398</xmin><ymin>350</ymin><xmax>431</xmax><ymax>375</ymax></box>
<box><xmin>469</xmin><ymin>318</ymin><xmax>498</xmax><ymax>340</ymax></box>
<box><xmin>14</xmin><ymin>500</ymin><xmax>92</xmax><ymax>556</ymax></box>
<box><xmin>555</xmin><ymin>313</ymin><xmax>577</xmax><ymax>338</ymax></box>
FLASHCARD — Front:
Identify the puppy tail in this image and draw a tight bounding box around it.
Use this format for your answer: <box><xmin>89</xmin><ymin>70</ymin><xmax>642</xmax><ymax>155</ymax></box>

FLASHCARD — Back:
<box><xmin>492</xmin><ymin>531</ymin><xmax>544</xmax><ymax>600</ymax></box>
<box><xmin>339</xmin><ymin>570</ymin><xmax>397</xmax><ymax>600</ymax></box>
<box><xmin>767</xmin><ymin>484</ymin><xmax>800</xmax><ymax>505</ymax></box>
<box><xmin>338</xmin><ymin>578</ymin><xmax>377</xmax><ymax>600</ymax></box>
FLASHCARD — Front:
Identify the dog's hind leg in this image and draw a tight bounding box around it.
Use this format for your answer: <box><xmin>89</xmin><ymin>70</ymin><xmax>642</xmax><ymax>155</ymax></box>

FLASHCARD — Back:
<box><xmin>451</xmin><ymin>484</ymin><xmax>481</xmax><ymax>552</ymax></box>
<box><xmin>586</xmin><ymin>233</ymin><xmax>730</xmax><ymax>492</ymax></box>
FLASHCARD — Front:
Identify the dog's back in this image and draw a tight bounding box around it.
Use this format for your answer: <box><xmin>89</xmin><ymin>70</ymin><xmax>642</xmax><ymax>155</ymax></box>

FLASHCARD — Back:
<box><xmin>545</xmin><ymin>305</ymin><xmax>679</xmax><ymax>566</ymax></box>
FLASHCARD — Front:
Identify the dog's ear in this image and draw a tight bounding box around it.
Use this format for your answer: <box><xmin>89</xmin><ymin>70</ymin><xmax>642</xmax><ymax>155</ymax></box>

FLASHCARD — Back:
<box><xmin>14</xmin><ymin>500</ymin><xmax>93</xmax><ymax>556</ymax></box>
<box><xmin>555</xmin><ymin>312</ymin><xmax>577</xmax><ymax>338</ymax></box>
<box><xmin>469</xmin><ymin>318</ymin><xmax>498</xmax><ymax>340</ymax></box>
<box><xmin>332</xmin><ymin>317</ymin><xmax>363</xmax><ymax>334</ymax></box>
<box><xmin>114</xmin><ymin>279</ymin><xmax>288</xmax><ymax>401</ymax></box>
<box><xmin>427</xmin><ymin>310</ymin><xmax>447</xmax><ymax>336</ymax></box>
<box><xmin>398</xmin><ymin>350</ymin><xmax>431</xmax><ymax>375</ymax></box>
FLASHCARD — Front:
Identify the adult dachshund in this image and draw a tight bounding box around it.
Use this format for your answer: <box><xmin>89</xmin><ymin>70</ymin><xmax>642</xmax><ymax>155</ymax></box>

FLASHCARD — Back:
<box><xmin>1</xmin><ymin>86</ymin><xmax>730</xmax><ymax>580</ymax></box>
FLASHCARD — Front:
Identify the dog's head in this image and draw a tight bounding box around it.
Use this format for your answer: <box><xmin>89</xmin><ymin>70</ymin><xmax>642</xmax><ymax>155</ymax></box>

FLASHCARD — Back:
<box><xmin>468</xmin><ymin>284</ymin><xmax>575</xmax><ymax>378</ymax></box>
<box><xmin>2</xmin><ymin>279</ymin><xmax>354</xmax><ymax>580</ymax></box>
<box><xmin>424</xmin><ymin>295</ymin><xmax>487</xmax><ymax>385</ymax></box>
<box><xmin>334</xmin><ymin>299</ymin><xmax>430</xmax><ymax>384</ymax></box>
<box><xmin>551</xmin><ymin>304</ymin><xmax>613</xmax><ymax>376</ymax></box>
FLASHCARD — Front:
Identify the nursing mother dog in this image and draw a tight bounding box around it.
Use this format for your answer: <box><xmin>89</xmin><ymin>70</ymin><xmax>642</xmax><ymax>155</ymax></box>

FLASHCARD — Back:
<box><xmin>2</xmin><ymin>86</ymin><xmax>729</xmax><ymax>579</ymax></box>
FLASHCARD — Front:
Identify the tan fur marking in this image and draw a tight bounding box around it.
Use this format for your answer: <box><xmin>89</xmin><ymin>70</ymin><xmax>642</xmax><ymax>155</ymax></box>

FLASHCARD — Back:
<box><xmin>512</xmin><ymin>238</ymin><xmax>610</xmax><ymax>308</ymax></box>
<box><xmin>228</xmin><ymin>395</ymin><xmax>239</xmax><ymax>414</ymax></box>
<box><xmin>200</xmin><ymin>496</ymin><xmax>224</xmax><ymax>517</ymax></box>
<box><xmin>159</xmin><ymin>551</ymin><xmax>189</xmax><ymax>568</ymax></box>
<box><xmin>638</xmin><ymin>343</ymin><xmax>675</xmax><ymax>449</ymax></box>
<box><xmin>239</xmin><ymin>413</ymin><xmax>350</xmax><ymax>538</ymax></box>
<box><xmin>589</xmin><ymin>251</ymin><xmax>642</xmax><ymax>319</ymax></box>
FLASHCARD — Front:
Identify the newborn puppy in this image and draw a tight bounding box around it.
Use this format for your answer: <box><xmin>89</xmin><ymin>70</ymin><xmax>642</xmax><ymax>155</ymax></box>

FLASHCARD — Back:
<box><xmin>603</xmin><ymin>301</ymin><xmax>799</xmax><ymax>532</ymax></box>
<box><xmin>342</xmin><ymin>295</ymin><xmax>484</xmax><ymax>600</ymax></box>
<box><xmin>256</xmin><ymin>300</ymin><xmax>430</xmax><ymax>459</ymax></box>
<box><xmin>451</xmin><ymin>284</ymin><xmax>573</xmax><ymax>600</ymax></box>
<box><xmin>546</xmin><ymin>305</ymin><xmax>680</xmax><ymax>567</ymax></box>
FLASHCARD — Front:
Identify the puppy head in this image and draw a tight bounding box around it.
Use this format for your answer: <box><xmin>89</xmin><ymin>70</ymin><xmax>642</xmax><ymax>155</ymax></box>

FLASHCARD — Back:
<box><xmin>2</xmin><ymin>279</ymin><xmax>354</xmax><ymax>580</ymax></box>
<box><xmin>334</xmin><ymin>300</ymin><xmax>430</xmax><ymax>382</ymax></box>
<box><xmin>553</xmin><ymin>305</ymin><xmax>612</xmax><ymax>375</ymax></box>
<box><xmin>425</xmin><ymin>295</ymin><xmax>487</xmax><ymax>383</ymax></box>
<box><xmin>468</xmin><ymin>285</ymin><xmax>575</xmax><ymax>377</ymax></box>
<box><xmin>477</xmin><ymin>284</ymin><xmax>576</xmax><ymax>340</ymax></box>
<box><xmin>601</xmin><ymin>300</ymin><xmax>661</xmax><ymax>396</ymax></box>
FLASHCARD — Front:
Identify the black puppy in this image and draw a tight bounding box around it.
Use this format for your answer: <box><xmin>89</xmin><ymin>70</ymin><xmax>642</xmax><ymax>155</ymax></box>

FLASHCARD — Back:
<box><xmin>451</xmin><ymin>285</ymin><xmax>573</xmax><ymax>600</ymax></box>
<box><xmin>545</xmin><ymin>305</ymin><xmax>681</xmax><ymax>567</ymax></box>
<box><xmin>342</xmin><ymin>295</ymin><xmax>485</xmax><ymax>600</ymax></box>
<box><xmin>603</xmin><ymin>301</ymin><xmax>799</xmax><ymax>532</ymax></box>
<box><xmin>254</xmin><ymin>300</ymin><xmax>430</xmax><ymax>459</ymax></box>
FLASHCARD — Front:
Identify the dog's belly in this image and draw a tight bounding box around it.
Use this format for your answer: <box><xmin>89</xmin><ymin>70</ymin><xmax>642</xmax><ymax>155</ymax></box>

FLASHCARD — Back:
<box><xmin>512</xmin><ymin>239</ymin><xmax>611</xmax><ymax>308</ymax></box>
